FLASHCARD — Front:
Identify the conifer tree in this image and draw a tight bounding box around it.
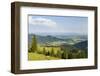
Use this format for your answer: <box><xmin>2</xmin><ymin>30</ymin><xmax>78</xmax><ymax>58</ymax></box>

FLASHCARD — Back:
<box><xmin>50</xmin><ymin>48</ymin><xmax>55</xmax><ymax>56</ymax></box>
<box><xmin>43</xmin><ymin>47</ymin><xmax>46</xmax><ymax>55</ymax></box>
<box><xmin>30</xmin><ymin>35</ymin><xmax>37</xmax><ymax>52</ymax></box>
<box><xmin>57</xmin><ymin>50</ymin><xmax>62</xmax><ymax>58</ymax></box>
<box><xmin>61</xmin><ymin>51</ymin><xmax>68</xmax><ymax>59</ymax></box>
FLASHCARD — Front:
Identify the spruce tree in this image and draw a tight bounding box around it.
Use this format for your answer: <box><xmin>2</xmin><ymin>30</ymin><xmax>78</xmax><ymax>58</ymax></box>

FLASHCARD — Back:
<box><xmin>61</xmin><ymin>51</ymin><xmax>68</xmax><ymax>59</ymax></box>
<box><xmin>30</xmin><ymin>35</ymin><xmax>37</xmax><ymax>52</ymax></box>
<box><xmin>57</xmin><ymin>50</ymin><xmax>62</xmax><ymax>58</ymax></box>
<box><xmin>43</xmin><ymin>47</ymin><xmax>46</xmax><ymax>55</ymax></box>
<box><xmin>50</xmin><ymin>48</ymin><xmax>55</xmax><ymax>56</ymax></box>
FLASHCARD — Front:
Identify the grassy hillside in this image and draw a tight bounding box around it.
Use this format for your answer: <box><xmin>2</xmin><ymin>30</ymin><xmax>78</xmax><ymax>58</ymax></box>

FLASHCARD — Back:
<box><xmin>28</xmin><ymin>52</ymin><xmax>60</xmax><ymax>60</ymax></box>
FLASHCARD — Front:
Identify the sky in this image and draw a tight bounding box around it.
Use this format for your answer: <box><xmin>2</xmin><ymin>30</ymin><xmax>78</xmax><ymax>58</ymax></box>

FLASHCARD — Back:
<box><xmin>28</xmin><ymin>15</ymin><xmax>88</xmax><ymax>35</ymax></box>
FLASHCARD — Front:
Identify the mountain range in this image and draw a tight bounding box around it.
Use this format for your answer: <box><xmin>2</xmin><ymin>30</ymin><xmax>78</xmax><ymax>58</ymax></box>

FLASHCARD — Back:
<box><xmin>28</xmin><ymin>34</ymin><xmax>88</xmax><ymax>50</ymax></box>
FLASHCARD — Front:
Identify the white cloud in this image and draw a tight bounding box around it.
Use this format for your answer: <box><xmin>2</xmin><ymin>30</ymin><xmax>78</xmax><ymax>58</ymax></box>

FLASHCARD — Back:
<box><xmin>29</xmin><ymin>16</ymin><xmax>57</xmax><ymax>28</ymax></box>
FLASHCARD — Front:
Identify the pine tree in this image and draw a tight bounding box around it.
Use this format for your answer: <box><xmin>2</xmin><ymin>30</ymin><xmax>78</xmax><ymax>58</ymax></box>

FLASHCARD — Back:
<box><xmin>50</xmin><ymin>48</ymin><xmax>55</xmax><ymax>56</ymax></box>
<box><xmin>61</xmin><ymin>51</ymin><xmax>68</xmax><ymax>59</ymax></box>
<box><xmin>43</xmin><ymin>47</ymin><xmax>46</xmax><ymax>55</ymax></box>
<box><xmin>57</xmin><ymin>50</ymin><xmax>62</xmax><ymax>58</ymax></box>
<box><xmin>29</xmin><ymin>35</ymin><xmax>37</xmax><ymax>52</ymax></box>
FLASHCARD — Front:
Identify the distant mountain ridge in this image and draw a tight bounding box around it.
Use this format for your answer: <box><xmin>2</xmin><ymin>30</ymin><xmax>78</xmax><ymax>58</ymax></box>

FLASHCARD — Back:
<box><xmin>29</xmin><ymin>33</ymin><xmax>87</xmax><ymax>36</ymax></box>
<box><xmin>28</xmin><ymin>34</ymin><xmax>87</xmax><ymax>47</ymax></box>
<box><xmin>37</xmin><ymin>35</ymin><xmax>66</xmax><ymax>44</ymax></box>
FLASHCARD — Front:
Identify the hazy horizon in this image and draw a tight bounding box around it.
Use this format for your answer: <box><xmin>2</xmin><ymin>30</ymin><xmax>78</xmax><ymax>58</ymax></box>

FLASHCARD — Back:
<box><xmin>28</xmin><ymin>32</ymin><xmax>88</xmax><ymax>36</ymax></box>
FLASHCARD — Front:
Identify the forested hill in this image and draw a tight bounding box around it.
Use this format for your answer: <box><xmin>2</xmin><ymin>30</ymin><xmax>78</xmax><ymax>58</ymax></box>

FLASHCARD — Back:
<box><xmin>28</xmin><ymin>34</ymin><xmax>66</xmax><ymax>44</ymax></box>
<box><xmin>73</xmin><ymin>41</ymin><xmax>88</xmax><ymax>49</ymax></box>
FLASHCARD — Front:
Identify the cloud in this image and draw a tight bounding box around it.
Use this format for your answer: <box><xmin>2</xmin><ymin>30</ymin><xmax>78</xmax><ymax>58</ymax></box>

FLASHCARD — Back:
<box><xmin>29</xmin><ymin>16</ymin><xmax>57</xmax><ymax>28</ymax></box>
